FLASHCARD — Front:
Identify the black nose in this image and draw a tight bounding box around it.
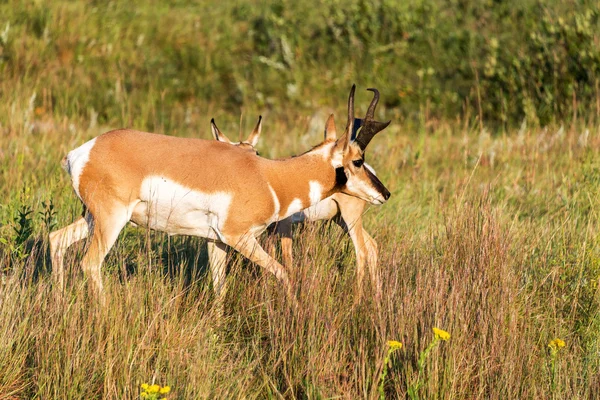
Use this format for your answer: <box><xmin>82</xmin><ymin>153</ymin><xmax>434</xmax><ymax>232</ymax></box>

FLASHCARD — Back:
<box><xmin>383</xmin><ymin>188</ymin><xmax>391</xmax><ymax>200</ymax></box>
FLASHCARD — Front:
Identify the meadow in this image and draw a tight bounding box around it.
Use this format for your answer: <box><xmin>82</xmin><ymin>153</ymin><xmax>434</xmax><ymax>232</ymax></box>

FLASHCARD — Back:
<box><xmin>1</xmin><ymin>1</ymin><xmax>600</xmax><ymax>399</ymax></box>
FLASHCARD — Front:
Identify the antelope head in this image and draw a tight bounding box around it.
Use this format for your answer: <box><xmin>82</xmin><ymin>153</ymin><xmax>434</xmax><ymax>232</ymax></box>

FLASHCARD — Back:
<box><xmin>328</xmin><ymin>85</ymin><xmax>391</xmax><ymax>205</ymax></box>
<box><xmin>210</xmin><ymin>116</ymin><xmax>262</xmax><ymax>155</ymax></box>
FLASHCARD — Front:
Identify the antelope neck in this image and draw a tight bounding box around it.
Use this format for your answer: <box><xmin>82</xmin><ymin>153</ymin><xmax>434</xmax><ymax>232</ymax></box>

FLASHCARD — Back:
<box><xmin>260</xmin><ymin>149</ymin><xmax>338</xmax><ymax>220</ymax></box>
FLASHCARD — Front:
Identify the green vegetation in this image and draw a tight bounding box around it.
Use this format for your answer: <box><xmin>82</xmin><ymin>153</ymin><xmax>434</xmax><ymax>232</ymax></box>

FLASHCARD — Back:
<box><xmin>1</xmin><ymin>0</ymin><xmax>600</xmax><ymax>398</ymax></box>
<box><xmin>1</xmin><ymin>0</ymin><xmax>599</xmax><ymax>130</ymax></box>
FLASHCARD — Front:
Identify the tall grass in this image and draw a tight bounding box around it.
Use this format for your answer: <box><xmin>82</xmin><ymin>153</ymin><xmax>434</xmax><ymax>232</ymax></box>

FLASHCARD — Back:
<box><xmin>1</xmin><ymin>0</ymin><xmax>600</xmax><ymax>398</ymax></box>
<box><xmin>2</xmin><ymin>112</ymin><xmax>600</xmax><ymax>397</ymax></box>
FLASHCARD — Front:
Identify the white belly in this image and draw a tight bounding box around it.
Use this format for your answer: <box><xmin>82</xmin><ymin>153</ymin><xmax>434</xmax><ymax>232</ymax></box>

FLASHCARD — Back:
<box><xmin>130</xmin><ymin>176</ymin><xmax>232</xmax><ymax>241</ymax></box>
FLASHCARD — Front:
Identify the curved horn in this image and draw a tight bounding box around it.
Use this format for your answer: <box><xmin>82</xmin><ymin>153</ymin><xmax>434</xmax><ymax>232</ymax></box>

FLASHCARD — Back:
<box><xmin>365</xmin><ymin>88</ymin><xmax>380</xmax><ymax>120</ymax></box>
<box><xmin>355</xmin><ymin>88</ymin><xmax>391</xmax><ymax>151</ymax></box>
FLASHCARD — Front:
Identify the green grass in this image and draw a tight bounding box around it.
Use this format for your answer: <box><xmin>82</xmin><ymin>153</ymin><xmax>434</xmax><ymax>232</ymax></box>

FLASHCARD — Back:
<box><xmin>2</xmin><ymin>106</ymin><xmax>600</xmax><ymax>398</ymax></box>
<box><xmin>1</xmin><ymin>1</ymin><xmax>600</xmax><ymax>398</ymax></box>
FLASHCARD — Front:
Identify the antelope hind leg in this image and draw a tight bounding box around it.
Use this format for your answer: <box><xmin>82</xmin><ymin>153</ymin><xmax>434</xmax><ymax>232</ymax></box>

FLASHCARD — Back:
<box><xmin>49</xmin><ymin>216</ymin><xmax>89</xmax><ymax>289</ymax></box>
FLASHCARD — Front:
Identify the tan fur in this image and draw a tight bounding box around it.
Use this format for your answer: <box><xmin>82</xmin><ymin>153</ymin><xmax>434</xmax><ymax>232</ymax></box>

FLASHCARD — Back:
<box><xmin>217</xmin><ymin>116</ymin><xmax>382</xmax><ymax>300</ymax></box>
<box><xmin>49</xmin><ymin>85</ymin><xmax>390</xmax><ymax>306</ymax></box>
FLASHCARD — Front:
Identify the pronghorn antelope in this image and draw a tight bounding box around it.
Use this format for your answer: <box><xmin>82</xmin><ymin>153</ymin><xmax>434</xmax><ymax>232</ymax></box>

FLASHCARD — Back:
<box><xmin>48</xmin><ymin>85</ymin><xmax>390</xmax><ymax>304</ymax></box>
<box><xmin>210</xmin><ymin>91</ymin><xmax>385</xmax><ymax>299</ymax></box>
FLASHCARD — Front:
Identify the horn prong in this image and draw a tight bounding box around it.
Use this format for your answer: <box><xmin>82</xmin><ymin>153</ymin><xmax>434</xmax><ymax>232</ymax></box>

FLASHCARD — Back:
<box><xmin>354</xmin><ymin>87</ymin><xmax>390</xmax><ymax>150</ymax></box>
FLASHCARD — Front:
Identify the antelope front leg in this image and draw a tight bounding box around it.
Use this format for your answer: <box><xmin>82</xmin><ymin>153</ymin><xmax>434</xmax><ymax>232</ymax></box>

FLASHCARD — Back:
<box><xmin>362</xmin><ymin>230</ymin><xmax>381</xmax><ymax>301</ymax></box>
<box><xmin>227</xmin><ymin>234</ymin><xmax>295</xmax><ymax>303</ymax></box>
<box><xmin>341</xmin><ymin>218</ymin><xmax>368</xmax><ymax>300</ymax></box>
<box><xmin>337</xmin><ymin>199</ymin><xmax>372</xmax><ymax>302</ymax></box>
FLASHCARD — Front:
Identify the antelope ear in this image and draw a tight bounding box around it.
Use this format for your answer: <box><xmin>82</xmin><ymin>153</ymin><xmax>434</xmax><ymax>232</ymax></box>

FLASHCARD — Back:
<box><xmin>245</xmin><ymin>115</ymin><xmax>262</xmax><ymax>147</ymax></box>
<box><xmin>324</xmin><ymin>114</ymin><xmax>337</xmax><ymax>141</ymax></box>
<box><xmin>211</xmin><ymin>118</ymin><xmax>233</xmax><ymax>144</ymax></box>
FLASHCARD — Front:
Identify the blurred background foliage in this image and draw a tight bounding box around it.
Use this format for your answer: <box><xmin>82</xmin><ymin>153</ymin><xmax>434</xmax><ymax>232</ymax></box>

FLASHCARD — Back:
<box><xmin>0</xmin><ymin>0</ymin><xmax>599</xmax><ymax>132</ymax></box>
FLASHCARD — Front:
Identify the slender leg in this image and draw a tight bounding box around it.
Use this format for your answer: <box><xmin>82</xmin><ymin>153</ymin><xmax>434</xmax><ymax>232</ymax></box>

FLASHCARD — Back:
<box><xmin>207</xmin><ymin>241</ymin><xmax>228</xmax><ymax>298</ymax></box>
<box><xmin>80</xmin><ymin>207</ymin><xmax>130</xmax><ymax>301</ymax></box>
<box><xmin>226</xmin><ymin>234</ymin><xmax>294</xmax><ymax>303</ymax></box>
<box><xmin>280</xmin><ymin>237</ymin><xmax>293</xmax><ymax>270</ymax></box>
<box><xmin>49</xmin><ymin>216</ymin><xmax>89</xmax><ymax>289</ymax></box>
<box><xmin>275</xmin><ymin>217</ymin><xmax>294</xmax><ymax>268</ymax></box>
<box><xmin>207</xmin><ymin>240</ymin><xmax>229</xmax><ymax>317</ymax></box>
<box><xmin>264</xmin><ymin>223</ymin><xmax>279</xmax><ymax>260</ymax></box>
<box><xmin>362</xmin><ymin>230</ymin><xmax>381</xmax><ymax>301</ymax></box>
<box><xmin>336</xmin><ymin>198</ymin><xmax>371</xmax><ymax>301</ymax></box>
<box><xmin>339</xmin><ymin>216</ymin><xmax>367</xmax><ymax>299</ymax></box>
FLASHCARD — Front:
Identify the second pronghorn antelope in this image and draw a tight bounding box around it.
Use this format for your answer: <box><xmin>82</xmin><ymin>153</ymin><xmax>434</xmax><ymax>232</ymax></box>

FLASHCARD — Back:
<box><xmin>49</xmin><ymin>85</ymin><xmax>390</xmax><ymax>304</ymax></box>
<box><xmin>210</xmin><ymin>91</ymin><xmax>385</xmax><ymax>299</ymax></box>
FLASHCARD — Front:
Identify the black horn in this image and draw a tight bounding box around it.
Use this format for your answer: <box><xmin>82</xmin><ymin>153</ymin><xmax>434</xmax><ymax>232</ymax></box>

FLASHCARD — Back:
<box><xmin>355</xmin><ymin>88</ymin><xmax>391</xmax><ymax>151</ymax></box>
<box><xmin>346</xmin><ymin>84</ymin><xmax>356</xmax><ymax>137</ymax></box>
<box><xmin>366</xmin><ymin>88</ymin><xmax>379</xmax><ymax>119</ymax></box>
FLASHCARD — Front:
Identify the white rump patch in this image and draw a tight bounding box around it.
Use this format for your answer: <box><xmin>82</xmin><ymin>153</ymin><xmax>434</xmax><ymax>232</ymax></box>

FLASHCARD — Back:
<box><xmin>66</xmin><ymin>137</ymin><xmax>97</xmax><ymax>198</ymax></box>
<box><xmin>132</xmin><ymin>176</ymin><xmax>232</xmax><ymax>240</ymax></box>
<box><xmin>308</xmin><ymin>181</ymin><xmax>323</xmax><ymax>206</ymax></box>
<box><xmin>285</xmin><ymin>198</ymin><xmax>304</xmax><ymax>218</ymax></box>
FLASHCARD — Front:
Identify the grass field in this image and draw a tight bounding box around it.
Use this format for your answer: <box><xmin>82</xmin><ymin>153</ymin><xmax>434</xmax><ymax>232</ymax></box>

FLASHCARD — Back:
<box><xmin>1</xmin><ymin>1</ymin><xmax>600</xmax><ymax>399</ymax></box>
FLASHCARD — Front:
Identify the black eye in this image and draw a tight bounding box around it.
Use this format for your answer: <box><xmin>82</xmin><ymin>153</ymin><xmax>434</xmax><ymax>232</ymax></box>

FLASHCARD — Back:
<box><xmin>352</xmin><ymin>159</ymin><xmax>364</xmax><ymax>168</ymax></box>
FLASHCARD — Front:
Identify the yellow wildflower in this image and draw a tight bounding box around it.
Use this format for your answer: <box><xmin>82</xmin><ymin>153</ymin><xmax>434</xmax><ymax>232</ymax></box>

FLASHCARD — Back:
<box><xmin>548</xmin><ymin>338</ymin><xmax>566</xmax><ymax>351</ymax></box>
<box><xmin>140</xmin><ymin>393</ymin><xmax>148</xmax><ymax>399</ymax></box>
<box><xmin>141</xmin><ymin>383</ymin><xmax>149</xmax><ymax>391</ymax></box>
<box><xmin>149</xmin><ymin>384</ymin><xmax>160</xmax><ymax>393</ymax></box>
<box><xmin>433</xmin><ymin>327</ymin><xmax>451</xmax><ymax>341</ymax></box>
<box><xmin>387</xmin><ymin>340</ymin><xmax>403</xmax><ymax>350</ymax></box>
<box><xmin>159</xmin><ymin>386</ymin><xmax>171</xmax><ymax>394</ymax></box>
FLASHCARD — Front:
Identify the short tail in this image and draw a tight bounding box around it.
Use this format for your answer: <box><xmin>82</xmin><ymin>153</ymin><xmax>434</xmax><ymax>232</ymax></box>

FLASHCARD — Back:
<box><xmin>61</xmin><ymin>155</ymin><xmax>71</xmax><ymax>174</ymax></box>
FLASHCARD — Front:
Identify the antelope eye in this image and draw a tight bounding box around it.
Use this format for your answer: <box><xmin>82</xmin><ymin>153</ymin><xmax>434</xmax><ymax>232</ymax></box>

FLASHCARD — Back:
<box><xmin>352</xmin><ymin>159</ymin><xmax>364</xmax><ymax>168</ymax></box>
